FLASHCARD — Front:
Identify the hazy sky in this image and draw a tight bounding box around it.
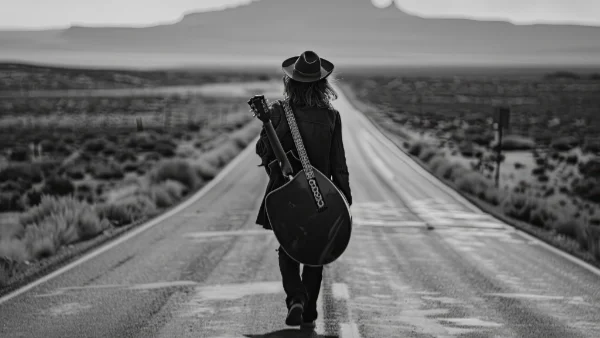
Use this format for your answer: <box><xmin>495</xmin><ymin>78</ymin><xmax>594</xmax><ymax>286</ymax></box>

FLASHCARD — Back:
<box><xmin>1</xmin><ymin>0</ymin><xmax>599</xmax><ymax>29</ymax></box>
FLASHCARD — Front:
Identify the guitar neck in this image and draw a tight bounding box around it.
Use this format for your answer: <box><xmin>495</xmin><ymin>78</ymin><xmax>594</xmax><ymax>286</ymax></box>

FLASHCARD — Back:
<box><xmin>262</xmin><ymin>121</ymin><xmax>293</xmax><ymax>175</ymax></box>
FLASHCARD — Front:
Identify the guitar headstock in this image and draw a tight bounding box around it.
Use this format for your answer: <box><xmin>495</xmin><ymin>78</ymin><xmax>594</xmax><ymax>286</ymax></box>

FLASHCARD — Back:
<box><xmin>247</xmin><ymin>95</ymin><xmax>271</xmax><ymax>123</ymax></box>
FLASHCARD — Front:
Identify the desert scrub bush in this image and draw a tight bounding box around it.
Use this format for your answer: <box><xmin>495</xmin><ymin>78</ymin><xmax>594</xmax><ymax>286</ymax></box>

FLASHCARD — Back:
<box><xmin>0</xmin><ymin>181</ymin><xmax>23</xmax><ymax>193</ymax></box>
<box><xmin>552</xmin><ymin>214</ymin><xmax>578</xmax><ymax>238</ymax></box>
<box><xmin>194</xmin><ymin>160</ymin><xmax>219</xmax><ymax>181</ymax></box>
<box><xmin>89</xmin><ymin>160</ymin><xmax>124</xmax><ymax>180</ymax></box>
<box><xmin>469</xmin><ymin>132</ymin><xmax>494</xmax><ymax>147</ymax></box>
<box><xmin>122</xmin><ymin>161</ymin><xmax>139</xmax><ymax>173</ymax></box>
<box><xmin>572</xmin><ymin>177</ymin><xmax>600</xmax><ymax>203</ymax></box>
<box><xmin>454</xmin><ymin>171</ymin><xmax>491</xmax><ymax>197</ymax></box>
<box><xmin>529</xmin><ymin>203</ymin><xmax>559</xmax><ymax>229</ymax></box>
<box><xmin>229</xmin><ymin>121</ymin><xmax>260</xmax><ymax>146</ymax></box>
<box><xmin>458</xmin><ymin>142</ymin><xmax>476</xmax><ymax>158</ymax></box>
<box><xmin>82</xmin><ymin>138</ymin><xmax>109</xmax><ymax>154</ymax></box>
<box><xmin>150</xmin><ymin>159</ymin><xmax>199</xmax><ymax>193</ymax></box>
<box><xmin>0</xmin><ymin>193</ymin><xmax>24</xmax><ymax>212</ymax></box>
<box><xmin>493</xmin><ymin>135</ymin><xmax>536</xmax><ymax>151</ymax></box>
<box><xmin>566</xmin><ymin>154</ymin><xmax>579</xmax><ymax>165</ymax></box>
<box><xmin>428</xmin><ymin>155</ymin><xmax>446</xmax><ymax>173</ymax></box>
<box><xmin>154</xmin><ymin>140</ymin><xmax>177</xmax><ymax>157</ymax></box>
<box><xmin>535</xmin><ymin>157</ymin><xmax>546</xmax><ymax>166</ymax></box>
<box><xmin>39</xmin><ymin>139</ymin><xmax>55</xmax><ymax>153</ymax></box>
<box><xmin>531</xmin><ymin>167</ymin><xmax>545</xmax><ymax>176</ymax></box>
<box><xmin>0</xmin><ymin>239</ymin><xmax>29</xmax><ymax>284</ymax></box>
<box><xmin>199</xmin><ymin>141</ymin><xmax>241</xmax><ymax>169</ymax></box>
<box><xmin>502</xmin><ymin>192</ymin><xmax>539</xmax><ymax>223</ymax></box>
<box><xmin>0</xmin><ymin>163</ymin><xmax>43</xmax><ymax>184</ymax></box>
<box><xmin>9</xmin><ymin>146</ymin><xmax>31</xmax><ymax>162</ymax></box>
<box><xmin>583</xmin><ymin>139</ymin><xmax>600</xmax><ymax>154</ymax></box>
<box><xmin>418</xmin><ymin>148</ymin><xmax>438</xmax><ymax>163</ymax></box>
<box><xmin>97</xmin><ymin>194</ymin><xmax>156</xmax><ymax>227</ymax></box>
<box><xmin>75</xmin><ymin>182</ymin><xmax>95</xmax><ymax>203</ymax></box>
<box><xmin>22</xmin><ymin>188</ymin><xmax>43</xmax><ymax>208</ymax></box>
<box><xmin>64</xmin><ymin>164</ymin><xmax>86</xmax><ymax>180</ymax></box>
<box><xmin>579</xmin><ymin>158</ymin><xmax>600</xmax><ymax>179</ymax></box>
<box><xmin>144</xmin><ymin>152</ymin><xmax>162</xmax><ymax>162</ymax></box>
<box><xmin>435</xmin><ymin>161</ymin><xmax>469</xmax><ymax>182</ymax></box>
<box><xmin>550</xmin><ymin>136</ymin><xmax>579</xmax><ymax>152</ymax></box>
<box><xmin>537</xmin><ymin>175</ymin><xmax>550</xmax><ymax>183</ymax></box>
<box><xmin>408</xmin><ymin>141</ymin><xmax>427</xmax><ymax>157</ymax></box>
<box><xmin>144</xmin><ymin>180</ymin><xmax>186</xmax><ymax>208</ymax></box>
<box><xmin>544</xmin><ymin>187</ymin><xmax>555</xmax><ymax>197</ymax></box>
<box><xmin>101</xmin><ymin>144</ymin><xmax>118</xmax><ymax>156</ymax></box>
<box><xmin>17</xmin><ymin>195</ymin><xmax>109</xmax><ymax>257</ymax></box>
<box><xmin>126</xmin><ymin>132</ymin><xmax>157</xmax><ymax>151</ymax></box>
<box><xmin>42</xmin><ymin>176</ymin><xmax>75</xmax><ymax>196</ymax></box>
<box><xmin>481</xmin><ymin>187</ymin><xmax>503</xmax><ymax>206</ymax></box>
<box><xmin>115</xmin><ymin>149</ymin><xmax>138</xmax><ymax>162</ymax></box>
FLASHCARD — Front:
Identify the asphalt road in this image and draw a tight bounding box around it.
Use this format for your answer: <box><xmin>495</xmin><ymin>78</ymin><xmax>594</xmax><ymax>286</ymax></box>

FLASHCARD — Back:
<box><xmin>1</xmin><ymin>86</ymin><xmax>600</xmax><ymax>338</ymax></box>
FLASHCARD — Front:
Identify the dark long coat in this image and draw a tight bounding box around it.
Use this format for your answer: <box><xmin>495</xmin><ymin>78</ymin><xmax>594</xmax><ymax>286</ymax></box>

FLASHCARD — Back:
<box><xmin>254</xmin><ymin>99</ymin><xmax>352</xmax><ymax>230</ymax></box>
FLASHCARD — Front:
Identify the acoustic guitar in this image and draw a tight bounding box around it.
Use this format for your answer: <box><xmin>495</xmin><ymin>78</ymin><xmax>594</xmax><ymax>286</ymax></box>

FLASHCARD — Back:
<box><xmin>248</xmin><ymin>95</ymin><xmax>352</xmax><ymax>266</ymax></box>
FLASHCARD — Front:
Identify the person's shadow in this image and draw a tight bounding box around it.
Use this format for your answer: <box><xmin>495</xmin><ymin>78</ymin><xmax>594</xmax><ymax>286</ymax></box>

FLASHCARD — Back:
<box><xmin>244</xmin><ymin>328</ymin><xmax>338</xmax><ymax>338</ymax></box>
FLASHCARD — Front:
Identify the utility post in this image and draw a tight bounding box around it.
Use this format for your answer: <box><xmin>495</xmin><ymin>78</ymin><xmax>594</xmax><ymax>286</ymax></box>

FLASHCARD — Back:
<box><xmin>494</xmin><ymin>106</ymin><xmax>510</xmax><ymax>188</ymax></box>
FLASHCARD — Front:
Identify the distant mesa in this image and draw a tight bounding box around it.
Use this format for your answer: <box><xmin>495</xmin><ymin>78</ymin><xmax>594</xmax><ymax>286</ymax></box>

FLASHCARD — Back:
<box><xmin>0</xmin><ymin>0</ymin><xmax>599</xmax><ymax>69</ymax></box>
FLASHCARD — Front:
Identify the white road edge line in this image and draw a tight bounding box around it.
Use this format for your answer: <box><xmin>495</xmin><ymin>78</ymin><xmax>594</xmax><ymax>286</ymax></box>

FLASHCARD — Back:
<box><xmin>335</xmin><ymin>83</ymin><xmax>481</xmax><ymax>214</ymax></box>
<box><xmin>340</xmin><ymin>323</ymin><xmax>362</xmax><ymax>338</ymax></box>
<box><xmin>0</xmin><ymin>135</ymin><xmax>260</xmax><ymax>305</ymax></box>
<box><xmin>336</xmin><ymin>85</ymin><xmax>600</xmax><ymax>278</ymax></box>
<box><xmin>332</xmin><ymin>282</ymin><xmax>362</xmax><ymax>338</ymax></box>
<box><xmin>316</xmin><ymin>286</ymin><xmax>325</xmax><ymax>333</ymax></box>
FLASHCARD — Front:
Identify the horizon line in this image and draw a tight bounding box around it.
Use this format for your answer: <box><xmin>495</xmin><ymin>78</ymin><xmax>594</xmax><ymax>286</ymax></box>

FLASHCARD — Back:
<box><xmin>1</xmin><ymin>6</ymin><xmax>600</xmax><ymax>31</ymax></box>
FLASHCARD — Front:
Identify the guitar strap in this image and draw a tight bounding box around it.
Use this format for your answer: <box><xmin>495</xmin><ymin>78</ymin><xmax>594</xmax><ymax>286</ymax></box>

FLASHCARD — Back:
<box><xmin>281</xmin><ymin>99</ymin><xmax>327</xmax><ymax>212</ymax></box>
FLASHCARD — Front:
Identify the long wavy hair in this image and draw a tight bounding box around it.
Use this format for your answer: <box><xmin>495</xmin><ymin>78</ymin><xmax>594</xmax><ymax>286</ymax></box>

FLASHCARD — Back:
<box><xmin>283</xmin><ymin>75</ymin><xmax>338</xmax><ymax>108</ymax></box>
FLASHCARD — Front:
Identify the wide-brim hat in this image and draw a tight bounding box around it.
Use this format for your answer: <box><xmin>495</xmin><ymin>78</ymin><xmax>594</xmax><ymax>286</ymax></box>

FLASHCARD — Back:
<box><xmin>282</xmin><ymin>51</ymin><xmax>334</xmax><ymax>83</ymax></box>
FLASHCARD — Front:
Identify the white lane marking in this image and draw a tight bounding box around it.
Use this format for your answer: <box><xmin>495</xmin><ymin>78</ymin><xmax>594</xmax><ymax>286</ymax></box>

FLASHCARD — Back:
<box><xmin>35</xmin><ymin>281</ymin><xmax>200</xmax><ymax>297</ymax></box>
<box><xmin>332</xmin><ymin>283</ymin><xmax>350</xmax><ymax>300</ymax></box>
<box><xmin>48</xmin><ymin>302</ymin><xmax>92</xmax><ymax>316</ymax></box>
<box><xmin>0</xmin><ymin>135</ymin><xmax>260</xmax><ymax>305</ymax></box>
<box><xmin>336</xmin><ymin>86</ymin><xmax>600</xmax><ymax>277</ymax></box>
<box><xmin>354</xmin><ymin>219</ymin><xmax>427</xmax><ymax>227</ymax></box>
<box><xmin>332</xmin><ymin>282</ymin><xmax>362</xmax><ymax>338</ymax></box>
<box><xmin>340</xmin><ymin>323</ymin><xmax>362</xmax><ymax>338</ymax></box>
<box><xmin>316</xmin><ymin>286</ymin><xmax>325</xmax><ymax>333</ymax></box>
<box><xmin>184</xmin><ymin>229</ymin><xmax>270</xmax><ymax>238</ymax></box>
<box><xmin>129</xmin><ymin>281</ymin><xmax>199</xmax><ymax>290</ymax></box>
<box><xmin>193</xmin><ymin>282</ymin><xmax>283</xmax><ymax>301</ymax></box>
<box><xmin>484</xmin><ymin>293</ymin><xmax>587</xmax><ymax>302</ymax></box>
<box><xmin>440</xmin><ymin>318</ymin><xmax>503</xmax><ymax>328</ymax></box>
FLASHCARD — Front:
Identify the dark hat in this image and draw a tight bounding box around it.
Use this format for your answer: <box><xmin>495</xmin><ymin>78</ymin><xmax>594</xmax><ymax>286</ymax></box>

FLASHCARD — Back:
<box><xmin>282</xmin><ymin>51</ymin><xmax>334</xmax><ymax>83</ymax></box>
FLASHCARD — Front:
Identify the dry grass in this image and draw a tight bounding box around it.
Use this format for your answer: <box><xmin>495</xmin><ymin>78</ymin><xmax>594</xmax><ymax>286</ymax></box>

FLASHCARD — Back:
<box><xmin>415</xmin><ymin>143</ymin><xmax>600</xmax><ymax>260</ymax></box>
<box><xmin>0</xmin><ymin>112</ymin><xmax>262</xmax><ymax>286</ymax></box>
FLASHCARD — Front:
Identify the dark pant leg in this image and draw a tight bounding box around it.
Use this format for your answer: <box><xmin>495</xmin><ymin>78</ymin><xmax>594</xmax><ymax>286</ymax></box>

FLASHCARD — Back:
<box><xmin>278</xmin><ymin>246</ymin><xmax>307</xmax><ymax>308</ymax></box>
<box><xmin>301</xmin><ymin>265</ymin><xmax>324</xmax><ymax>321</ymax></box>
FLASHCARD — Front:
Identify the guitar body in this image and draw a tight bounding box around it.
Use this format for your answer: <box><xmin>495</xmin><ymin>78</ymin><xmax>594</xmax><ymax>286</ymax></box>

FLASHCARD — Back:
<box><xmin>266</xmin><ymin>151</ymin><xmax>352</xmax><ymax>266</ymax></box>
<box><xmin>249</xmin><ymin>95</ymin><xmax>352</xmax><ymax>266</ymax></box>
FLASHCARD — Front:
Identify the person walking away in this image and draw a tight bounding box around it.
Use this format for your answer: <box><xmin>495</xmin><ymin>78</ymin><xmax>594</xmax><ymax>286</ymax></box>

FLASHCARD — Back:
<box><xmin>254</xmin><ymin>51</ymin><xmax>353</xmax><ymax>329</ymax></box>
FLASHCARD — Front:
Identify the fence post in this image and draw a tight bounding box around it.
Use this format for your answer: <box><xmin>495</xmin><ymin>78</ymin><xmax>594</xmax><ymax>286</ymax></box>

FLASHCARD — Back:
<box><xmin>494</xmin><ymin>106</ymin><xmax>510</xmax><ymax>188</ymax></box>
<box><xmin>136</xmin><ymin>117</ymin><xmax>144</xmax><ymax>132</ymax></box>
